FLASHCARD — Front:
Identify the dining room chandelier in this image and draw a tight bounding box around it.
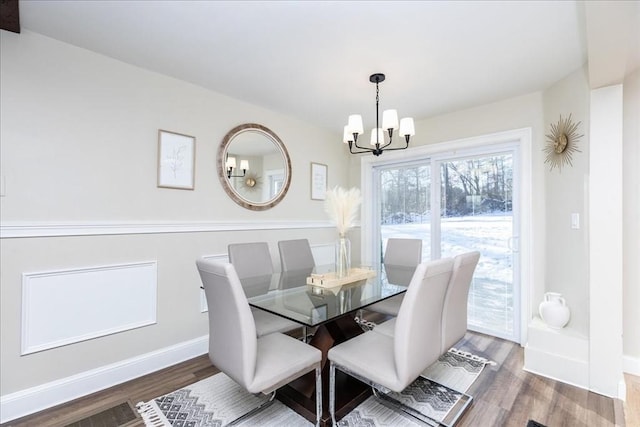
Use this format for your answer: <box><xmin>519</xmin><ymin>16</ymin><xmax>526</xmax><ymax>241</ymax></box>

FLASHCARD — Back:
<box><xmin>343</xmin><ymin>73</ymin><xmax>415</xmax><ymax>156</ymax></box>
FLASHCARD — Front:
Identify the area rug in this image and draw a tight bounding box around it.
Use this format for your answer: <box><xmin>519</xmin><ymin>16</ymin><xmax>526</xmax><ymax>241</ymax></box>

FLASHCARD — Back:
<box><xmin>137</xmin><ymin>349</ymin><xmax>492</xmax><ymax>427</ymax></box>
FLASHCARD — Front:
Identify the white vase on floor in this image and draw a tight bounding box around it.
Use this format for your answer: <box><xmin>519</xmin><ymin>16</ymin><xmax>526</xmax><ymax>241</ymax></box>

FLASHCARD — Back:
<box><xmin>539</xmin><ymin>292</ymin><xmax>570</xmax><ymax>329</ymax></box>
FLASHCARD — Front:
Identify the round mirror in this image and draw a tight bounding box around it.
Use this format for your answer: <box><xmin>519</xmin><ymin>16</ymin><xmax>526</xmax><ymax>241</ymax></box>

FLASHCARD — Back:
<box><xmin>217</xmin><ymin>123</ymin><xmax>291</xmax><ymax>210</ymax></box>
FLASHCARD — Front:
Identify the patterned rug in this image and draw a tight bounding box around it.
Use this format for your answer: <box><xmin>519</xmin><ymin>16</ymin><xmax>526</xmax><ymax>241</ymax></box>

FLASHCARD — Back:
<box><xmin>137</xmin><ymin>349</ymin><xmax>492</xmax><ymax>427</ymax></box>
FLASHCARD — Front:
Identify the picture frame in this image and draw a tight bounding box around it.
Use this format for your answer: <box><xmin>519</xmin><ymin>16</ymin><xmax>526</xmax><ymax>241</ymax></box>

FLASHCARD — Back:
<box><xmin>310</xmin><ymin>162</ymin><xmax>328</xmax><ymax>200</ymax></box>
<box><xmin>157</xmin><ymin>129</ymin><xmax>195</xmax><ymax>190</ymax></box>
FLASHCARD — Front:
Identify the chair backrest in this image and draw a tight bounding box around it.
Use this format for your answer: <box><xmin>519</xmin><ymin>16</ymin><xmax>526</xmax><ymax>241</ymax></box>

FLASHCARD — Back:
<box><xmin>196</xmin><ymin>258</ymin><xmax>257</xmax><ymax>390</ymax></box>
<box><xmin>383</xmin><ymin>238</ymin><xmax>422</xmax><ymax>267</ymax></box>
<box><xmin>278</xmin><ymin>239</ymin><xmax>315</xmax><ymax>271</ymax></box>
<box><xmin>393</xmin><ymin>257</ymin><xmax>454</xmax><ymax>386</ymax></box>
<box><xmin>228</xmin><ymin>242</ymin><xmax>274</xmax><ymax>279</ymax></box>
<box><xmin>279</xmin><ymin>267</ymin><xmax>314</xmax><ymax>289</ymax></box>
<box><xmin>441</xmin><ymin>251</ymin><xmax>481</xmax><ymax>352</ymax></box>
<box><xmin>383</xmin><ymin>264</ymin><xmax>416</xmax><ymax>286</ymax></box>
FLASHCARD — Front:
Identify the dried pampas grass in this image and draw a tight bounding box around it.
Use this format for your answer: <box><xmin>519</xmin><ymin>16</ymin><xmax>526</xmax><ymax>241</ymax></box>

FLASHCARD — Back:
<box><xmin>324</xmin><ymin>186</ymin><xmax>362</xmax><ymax>236</ymax></box>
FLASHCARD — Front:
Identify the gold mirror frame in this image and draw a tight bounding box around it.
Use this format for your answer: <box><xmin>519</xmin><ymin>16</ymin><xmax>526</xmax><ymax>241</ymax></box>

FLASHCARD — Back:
<box><xmin>217</xmin><ymin>123</ymin><xmax>292</xmax><ymax>211</ymax></box>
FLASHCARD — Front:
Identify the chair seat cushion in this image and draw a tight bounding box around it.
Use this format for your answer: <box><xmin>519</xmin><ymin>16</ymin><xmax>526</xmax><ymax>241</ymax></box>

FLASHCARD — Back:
<box><xmin>249</xmin><ymin>332</ymin><xmax>321</xmax><ymax>394</ymax></box>
<box><xmin>251</xmin><ymin>308</ymin><xmax>300</xmax><ymax>337</ymax></box>
<box><xmin>373</xmin><ymin>318</ymin><xmax>396</xmax><ymax>337</ymax></box>
<box><xmin>328</xmin><ymin>331</ymin><xmax>406</xmax><ymax>392</ymax></box>
<box><xmin>367</xmin><ymin>294</ymin><xmax>403</xmax><ymax>316</ymax></box>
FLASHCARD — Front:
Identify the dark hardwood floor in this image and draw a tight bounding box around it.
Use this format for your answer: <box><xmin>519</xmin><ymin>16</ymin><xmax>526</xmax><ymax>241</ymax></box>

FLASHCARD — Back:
<box><xmin>2</xmin><ymin>327</ymin><xmax>626</xmax><ymax>427</ymax></box>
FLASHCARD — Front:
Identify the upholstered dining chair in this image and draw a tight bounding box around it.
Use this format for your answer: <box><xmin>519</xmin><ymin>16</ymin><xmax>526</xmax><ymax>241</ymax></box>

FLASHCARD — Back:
<box><xmin>366</xmin><ymin>238</ymin><xmax>423</xmax><ymax>317</ymax></box>
<box><xmin>383</xmin><ymin>237</ymin><xmax>423</xmax><ymax>266</ymax></box>
<box><xmin>328</xmin><ymin>258</ymin><xmax>454</xmax><ymax>426</ymax></box>
<box><xmin>228</xmin><ymin>242</ymin><xmax>302</xmax><ymax>338</ymax></box>
<box><xmin>196</xmin><ymin>259</ymin><xmax>322</xmax><ymax>426</ymax></box>
<box><xmin>228</xmin><ymin>242</ymin><xmax>274</xmax><ymax>279</ymax></box>
<box><xmin>278</xmin><ymin>238</ymin><xmax>315</xmax><ymax>271</ymax></box>
<box><xmin>441</xmin><ymin>250</ymin><xmax>480</xmax><ymax>353</ymax></box>
<box><xmin>374</xmin><ymin>251</ymin><xmax>480</xmax><ymax>348</ymax></box>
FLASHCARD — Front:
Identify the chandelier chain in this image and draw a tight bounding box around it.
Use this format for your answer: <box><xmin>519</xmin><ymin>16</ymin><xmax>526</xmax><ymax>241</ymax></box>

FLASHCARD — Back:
<box><xmin>375</xmin><ymin>81</ymin><xmax>380</xmax><ymax>146</ymax></box>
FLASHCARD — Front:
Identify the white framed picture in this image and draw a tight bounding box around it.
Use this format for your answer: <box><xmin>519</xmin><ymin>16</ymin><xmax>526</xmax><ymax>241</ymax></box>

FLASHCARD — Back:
<box><xmin>310</xmin><ymin>162</ymin><xmax>327</xmax><ymax>200</ymax></box>
<box><xmin>157</xmin><ymin>129</ymin><xmax>195</xmax><ymax>190</ymax></box>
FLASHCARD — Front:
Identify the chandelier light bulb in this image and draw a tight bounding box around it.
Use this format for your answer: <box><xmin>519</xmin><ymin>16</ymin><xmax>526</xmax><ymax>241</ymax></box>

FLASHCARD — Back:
<box><xmin>343</xmin><ymin>125</ymin><xmax>352</xmax><ymax>143</ymax></box>
<box><xmin>370</xmin><ymin>128</ymin><xmax>384</xmax><ymax>146</ymax></box>
<box><xmin>382</xmin><ymin>109</ymin><xmax>399</xmax><ymax>131</ymax></box>
<box><xmin>348</xmin><ymin>115</ymin><xmax>364</xmax><ymax>136</ymax></box>
<box><xmin>400</xmin><ymin>117</ymin><xmax>415</xmax><ymax>137</ymax></box>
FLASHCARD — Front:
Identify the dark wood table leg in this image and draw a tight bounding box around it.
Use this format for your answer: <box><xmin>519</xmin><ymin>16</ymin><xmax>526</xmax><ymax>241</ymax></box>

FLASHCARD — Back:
<box><xmin>276</xmin><ymin>313</ymin><xmax>371</xmax><ymax>426</ymax></box>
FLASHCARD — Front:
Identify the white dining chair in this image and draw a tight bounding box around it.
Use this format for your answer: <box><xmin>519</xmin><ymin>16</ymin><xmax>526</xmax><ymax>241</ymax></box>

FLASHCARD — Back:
<box><xmin>383</xmin><ymin>237</ymin><xmax>423</xmax><ymax>266</ymax></box>
<box><xmin>278</xmin><ymin>239</ymin><xmax>315</xmax><ymax>271</ymax></box>
<box><xmin>441</xmin><ymin>250</ymin><xmax>480</xmax><ymax>353</ymax></box>
<box><xmin>228</xmin><ymin>242</ymin><xmax>275</xmax><ymax>278</ymax></box>
<box><xmin>228</xmin><ymin>242</ymin><xmax>303</xmax><ymax>337</ymax></box>
<box><xmin>328</xmin><ymin>258</ymin><xmax>454</xmax><ymax>425</ymax></box>
<box><xmin>374</xmin><ymin>251</ymin><xmax>480</xmax><ymax>350</ymax></box>
<box><xmin>196</xmin><ymin>259</ymin><xmax>322</xmax><ymax>426</ymax></box>
<box><xmin>366</xmin><ymin>238</ymin><xmax>423</xmax><ymax>317</ymax></box>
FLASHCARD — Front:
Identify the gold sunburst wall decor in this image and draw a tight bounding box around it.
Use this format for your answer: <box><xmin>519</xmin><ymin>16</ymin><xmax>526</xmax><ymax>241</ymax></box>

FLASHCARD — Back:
<box><xmin>241</xmin><ymin>172</ymin><xmax>261</xmax><ymax>192</ymax></box>
<box><xmin>543</xmin><ymin>114</ymin><xmax>583</xmax><ymax>172</ymax></box>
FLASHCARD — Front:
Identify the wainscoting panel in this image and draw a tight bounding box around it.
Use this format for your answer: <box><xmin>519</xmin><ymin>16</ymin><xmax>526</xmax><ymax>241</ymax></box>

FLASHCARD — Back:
<box><xmin>22</xmin><ymin>262</ymin><xmax>157</xmax><ymax>355</ymax></box>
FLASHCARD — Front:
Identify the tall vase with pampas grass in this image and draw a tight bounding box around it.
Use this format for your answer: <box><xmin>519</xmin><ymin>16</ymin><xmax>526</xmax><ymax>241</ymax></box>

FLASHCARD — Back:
<box><xmin>325</xmin><ymin>186</ymin><xmax>362</xmax><ymax>278</ymax></box>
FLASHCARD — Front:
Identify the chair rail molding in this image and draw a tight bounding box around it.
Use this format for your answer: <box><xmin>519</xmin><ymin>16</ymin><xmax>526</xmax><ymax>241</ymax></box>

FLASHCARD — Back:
<box><xmin>0</xmin><ymin>220</ymin><xmax>334</xmax><ymax>238</ymax></box>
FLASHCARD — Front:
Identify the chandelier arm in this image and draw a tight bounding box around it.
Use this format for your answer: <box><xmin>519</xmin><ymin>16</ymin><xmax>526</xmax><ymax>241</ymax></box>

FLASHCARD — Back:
<box><xmin>348</xmin><ymin>142</ymin><xmax>375</xmax><ymax>155</ymax></box>
<box><xmin>352</xmin><ymin>140</ymin><xmax>376</xmax><ymax>151</ymax></box>
<box><xmin>377</xmin><ymin>136</ymin><xmax>395</xmax><ymax>150</ymax></box>
<box><xmin>375</xmin><ymin>140</ymin><xmax>410</xmax><ymax>152</ymax></box>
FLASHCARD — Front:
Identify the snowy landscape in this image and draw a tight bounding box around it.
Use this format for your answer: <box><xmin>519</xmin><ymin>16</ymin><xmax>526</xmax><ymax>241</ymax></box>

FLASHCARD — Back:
<box><xmin>381</xmin><ymin>214</ymin><xmax>514</xmax><ymax>336</ymax></box>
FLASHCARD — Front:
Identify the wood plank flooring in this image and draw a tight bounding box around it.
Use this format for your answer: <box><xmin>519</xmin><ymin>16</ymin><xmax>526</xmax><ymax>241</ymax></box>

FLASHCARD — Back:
<box><xmin>1</xmin><ymin>331</ymin><xmax>629</xmax><ymax>427</ymax></box>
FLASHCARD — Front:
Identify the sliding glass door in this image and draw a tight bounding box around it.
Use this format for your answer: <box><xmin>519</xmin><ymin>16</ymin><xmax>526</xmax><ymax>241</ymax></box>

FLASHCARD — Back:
<box><xmin>374</xmin><ymin>148</ymin><xmax>519</xmax><ymax>342</ymax></box>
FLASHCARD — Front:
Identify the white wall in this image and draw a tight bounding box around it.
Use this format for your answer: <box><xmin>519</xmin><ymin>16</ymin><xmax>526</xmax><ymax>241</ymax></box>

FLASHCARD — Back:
<box><xmin>623</xmin><ymin>68</ymin><xmax>640</xmax><ymax>368</ymax></box>
<box><xmin>589</xmin><ymin>84</ymin><xmax>624</xmax><ymax>397</ymax></box>
<box><xmin>0</xmin><ymin>29</ymin><xmax>348</xmax><ymax>406</ymax></box>
<box><xmin>542</xmin><ymin>67</ymin><xmax>591</xmax><ymax>336</ymax></box>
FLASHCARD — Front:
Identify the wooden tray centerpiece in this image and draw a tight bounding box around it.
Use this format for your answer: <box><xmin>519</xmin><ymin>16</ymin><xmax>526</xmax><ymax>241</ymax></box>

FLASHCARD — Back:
<box><xmin>306</xmin><ymin>268</ymin><xmax>376</xmax><ymax>289</ymax></box>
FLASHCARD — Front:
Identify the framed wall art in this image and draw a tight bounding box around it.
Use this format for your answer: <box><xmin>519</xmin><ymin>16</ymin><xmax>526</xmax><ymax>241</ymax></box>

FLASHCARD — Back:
<box><xmin>310</xmin><ymin>162</ymin><xmax>328</xmax><ymax>200</ymax></box>
<box><xmin>157</xmin><ymin>129</ymin><xmax>195</xmax><ymax>190</ymax></box>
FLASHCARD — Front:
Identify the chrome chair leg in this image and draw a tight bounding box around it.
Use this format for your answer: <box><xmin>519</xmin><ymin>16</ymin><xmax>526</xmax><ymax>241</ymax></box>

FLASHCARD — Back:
<box><xmin>315</xmin><ymin>365</ymin><xmax>322</xmax><ymax>427</ymax></box>
<box><xmin>225</xmin><ymin>390</ymin><xmax>276</xmax><ymax>426</ymax></box>
<box><xmin>329</xmin><ymin>361</ymin><xmax>337</xmax><ymax>426</ymax></box>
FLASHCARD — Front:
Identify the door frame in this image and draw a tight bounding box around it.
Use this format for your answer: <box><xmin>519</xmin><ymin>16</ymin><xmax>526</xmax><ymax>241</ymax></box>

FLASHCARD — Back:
<box><xmin>360</xmin><ymin>128</ymin><xmax>532</xmax><ymax>345</ymax></box>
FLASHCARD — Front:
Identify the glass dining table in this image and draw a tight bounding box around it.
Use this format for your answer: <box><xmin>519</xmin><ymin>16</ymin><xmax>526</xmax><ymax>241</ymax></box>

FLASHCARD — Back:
<box><xmin>243</xmin><ymin>264</ymin><xmax>416</xmax><ymax>426</ymax></box>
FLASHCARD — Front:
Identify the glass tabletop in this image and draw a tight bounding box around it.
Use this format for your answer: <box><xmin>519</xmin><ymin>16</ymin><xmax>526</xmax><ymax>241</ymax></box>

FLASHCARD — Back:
<box><xmin>244</xmin><ymin>264</ymin><xmax>416</xmax><ymax>327</ymax></box>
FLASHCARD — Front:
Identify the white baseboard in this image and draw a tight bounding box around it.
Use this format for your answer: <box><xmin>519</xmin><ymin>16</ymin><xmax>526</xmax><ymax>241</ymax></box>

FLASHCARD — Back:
<box><xmin>523</xmin><ymin>344</ymin><xmax>590</xmax><ymax>390</ymax></box>
<box><xmin>624</xmin><ymin>354</ymin><xmax>640</xmax><ymax>376</ymax></box>
<box><xmin>0</xmin><ymin>336</ymin><xmax>208</xmax><ymax>423</ymax></box>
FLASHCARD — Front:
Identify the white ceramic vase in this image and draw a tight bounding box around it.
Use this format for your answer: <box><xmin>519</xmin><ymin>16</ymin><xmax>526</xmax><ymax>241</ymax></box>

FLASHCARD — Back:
<box><xmin>538</xmin><ymin>292</ymin><xmax>570</xmax><ymax>329</ymax></box>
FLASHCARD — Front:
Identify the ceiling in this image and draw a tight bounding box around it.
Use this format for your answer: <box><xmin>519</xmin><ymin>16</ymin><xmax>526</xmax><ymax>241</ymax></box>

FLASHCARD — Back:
<box><xmin>16</xmin><ymin>1</ymin><xmax>639</xmax><ymax>134</ymax></box>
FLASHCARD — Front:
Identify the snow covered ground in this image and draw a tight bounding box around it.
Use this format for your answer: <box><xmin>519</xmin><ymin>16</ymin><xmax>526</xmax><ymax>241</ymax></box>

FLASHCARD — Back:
<box><xmin>381</xmin><ymin>214</ymin><xmax>514</xmax><ymax>336</ymax></box>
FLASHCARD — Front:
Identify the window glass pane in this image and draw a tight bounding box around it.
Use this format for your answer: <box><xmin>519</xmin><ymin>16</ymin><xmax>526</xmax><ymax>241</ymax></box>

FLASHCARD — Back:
<box><xmin>440</xmin><ymin>154</ymin><xmax>514</xmax><ymax>337</ymax></box>
<box><xmin>379</xmin><ymin>165</ymin><xmax>431</xmax><ymax>263</ymax></box>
